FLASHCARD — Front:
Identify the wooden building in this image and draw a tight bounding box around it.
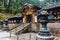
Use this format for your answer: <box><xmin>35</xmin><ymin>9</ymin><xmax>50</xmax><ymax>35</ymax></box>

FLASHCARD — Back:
<box><xmin>3</xmin><ymin>16</ymin><xmax>23</xmax><ymax>24</ymax></box>
<box><xmin>22</xmin><ymin>3</ymin><xmax>41</xmax><ymax>23</ymax></box>
<box><xmin>21</xmin><ymin>3</ymin><xmax>41</xmax><ymax>32</ymax></box>
<box><xmin>44</xmin><ymin>3</ymin><xmax>60</xmax><ymax>23</ymax></box>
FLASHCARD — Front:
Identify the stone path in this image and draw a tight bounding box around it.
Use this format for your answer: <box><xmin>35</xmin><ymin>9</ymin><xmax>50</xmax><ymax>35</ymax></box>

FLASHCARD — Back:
<box><xmin>0</xmin><ymin>31</ymin><xmax>11</xmax><ymax>40</ymax></box>
<box><xmin>54</xmin><ymin>37</ymin><xmax>60</xmax><ymax>40</ymax></box>
<box><xmin>0</xmin><ymin>31</ymin><xmax>16</xmax><ymax>40</ymax></box>
<box><xmin>11</xmin><ymin>33</ymin><xmax>60</xmax><ymax>40</ymax></box>
<box><xmin>11</xmin><ymin>33</ymin><xmax>37</xmax><ymax>40</ymax></box>
<box><xmin>0</xmin><ymin>31</ymin><xmax>60</xmax><ymax>40</ymax></box>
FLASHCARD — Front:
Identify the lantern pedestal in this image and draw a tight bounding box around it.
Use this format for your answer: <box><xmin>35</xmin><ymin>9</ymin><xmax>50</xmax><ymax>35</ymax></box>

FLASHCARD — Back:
<box><xmin>36</xmin><ymin>29</ymin><xmax>54</xmax><ymax>40</ymax></box>
<box><xmin>36</xmin><ymin>34</ymin><xmax>54</xmax><ymax>40</ymax></box>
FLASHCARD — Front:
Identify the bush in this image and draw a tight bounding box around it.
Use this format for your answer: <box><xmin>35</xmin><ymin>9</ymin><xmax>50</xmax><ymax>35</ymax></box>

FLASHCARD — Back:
<box><xmin>16</xmin><ymin>13</ymin><xmax>22</xmax><ymax>16</ymax></box>
<box><xmin>0</xmin><ymin>15</ymin><xmax>3</xmax><ymax>20</ymax></box>
<box><xmin>0</xmin><ymin>14</ymin><xmax>6</xmax><ymax>20</ymax></box>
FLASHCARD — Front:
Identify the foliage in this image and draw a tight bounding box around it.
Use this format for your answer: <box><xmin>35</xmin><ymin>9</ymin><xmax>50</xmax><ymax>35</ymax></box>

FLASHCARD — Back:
<box><xmin>0</xmin><ymin>0</ymin><xmax>23</xmax><ymax>14</ymax></box>
<box><xmin>16</xmin><ymin>13</ymin><xmax>22</xmax><ymax>16</ymax></box>
<box><xmin>0</xmin><ymin>0</ymin><xmax>60</xmax><ymax>14</ymax></box>
<box><xmin>0</xmin><ymin>13</ymin><xmax>14</xmax><ymax>20</ymax></box>
<box><xmin>0</xmin><ymin>14</ymin><xmax>5</xmax><ymax>20</ymax></box>
<box><xmin>9</xmin><ymin>0</ymin><xmax>23</xmax><ymax>14</ymax></box>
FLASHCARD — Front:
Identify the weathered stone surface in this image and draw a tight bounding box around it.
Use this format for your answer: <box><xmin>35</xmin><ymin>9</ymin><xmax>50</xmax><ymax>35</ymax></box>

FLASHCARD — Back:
<box><xmin>11</xmin><ymin>33</ymin><xmax>60</xmax><ymax>40</ymax></box>
<box><xmin>47</xmin><ymin>23</ymin><xmax>60</xmax><ymax>36</ymax></box>
<box><xmin>11</xmin><ymin>33</ymin><xmax>36</xmax><ymax>40</ymax></box>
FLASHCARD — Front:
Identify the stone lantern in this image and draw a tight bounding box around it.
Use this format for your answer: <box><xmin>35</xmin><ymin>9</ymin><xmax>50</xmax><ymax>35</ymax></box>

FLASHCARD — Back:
<box><xmin>36</xmin><ymin>10</ymin><xmax>54</xmax><ymax>40</ymax></box>
<box><xmin>0</xmin><ymin>20</ymin><xmax>3</xmax><ymax>29</ymax></box>
<box><xmin>3</xmin><ymin>19</ymin><xmax>9</xmax><ymax>30</ymax></box>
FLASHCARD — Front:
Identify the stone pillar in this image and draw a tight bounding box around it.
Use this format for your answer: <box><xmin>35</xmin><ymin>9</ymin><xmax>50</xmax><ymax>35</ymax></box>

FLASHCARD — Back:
<box><xmin>23</xmin><ymin>18</ymin><xmax>24</xmax><ymax>23</ymax></box>
<box><xmin>31</xmin><ymin>23</ymin><xmax>37</xmax><ymax>32</ymax></box>
<box><xmin>34</xmin><ymin>16</ymin><xmax>37</xmax><ymax>23</ymax></box>
<box><xmin>24</xmin><ymin>15</ymin><xmax>26</xmax><ymax>23</ymax></box>
<box><xmin>32</xmin><ymin>14</ymin><xmax>34</xmax><ymax>23</ymax></box>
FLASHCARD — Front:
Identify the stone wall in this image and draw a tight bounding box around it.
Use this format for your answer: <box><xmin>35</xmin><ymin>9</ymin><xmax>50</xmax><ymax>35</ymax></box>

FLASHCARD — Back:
<box><xmin>47</xmin><ymin>23</ymin><xmax>60</xmax><ymax>37</ymax></box>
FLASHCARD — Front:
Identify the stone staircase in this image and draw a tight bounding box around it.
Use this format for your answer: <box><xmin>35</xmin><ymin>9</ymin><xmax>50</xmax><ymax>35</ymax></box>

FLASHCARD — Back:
<box><xmin>9</xmin><ymin>23</ymin><xmax>31</xmax><ymax>35</ymax></box>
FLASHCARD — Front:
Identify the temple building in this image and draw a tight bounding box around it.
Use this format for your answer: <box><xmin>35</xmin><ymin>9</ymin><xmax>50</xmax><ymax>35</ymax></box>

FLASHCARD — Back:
<box><xmin>22</xmin><ymin>3</ymin><xmax>41</xmax><ymax>32</ymax></box>
<box><xmin>22</xmin><ymin>3</ymin><xmax>41</xmax><ymax>23</ymax></box>
<box><xmin>44</xmin><ymin>3</ymin><xmax>60</xmax><ymax>23</ymax></box>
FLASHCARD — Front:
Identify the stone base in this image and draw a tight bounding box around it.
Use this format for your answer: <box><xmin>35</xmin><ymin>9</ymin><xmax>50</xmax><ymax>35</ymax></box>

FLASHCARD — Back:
<box><xmin>36</xmin><ymin>34</ymin><xmax>54</xmax><ymax>40</ymax></box>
